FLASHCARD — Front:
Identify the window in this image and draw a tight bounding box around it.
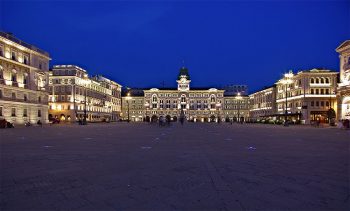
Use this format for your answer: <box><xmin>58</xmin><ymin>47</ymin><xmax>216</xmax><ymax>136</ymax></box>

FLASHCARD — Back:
<box><xmin>316</xmin><ymin>101</ymin><xmax>319</xmax><ymax>107</ymax></box>
<box><xmin>39</xmin><ymin>63</ymin><xmax>42</xmax><ymax>70</ymax></box>
<box><xmin>12</xmin><ymin>73</ymin><xmax>16</xmax><ymax>82</ymax></box>
<box><xmin>23</xmin><ymin>55</ymin><xmax>29</xmax><ymax>65</ymax></box>
<box><xmin>326</xmin><ymin>101</ymin><xmax>329</xmax><ymax>107</ymax></box>
<box><xmin>38</xmin><ymin>110</ymin><xmax>41</xmax><ymax>117</ymax></box>
<box><xmin>320</xmin><ymin>78</ymin><xmax>324</xmax><ymax>83</ymax></box>
<box><xmin>316</xmin><ymin>78</ymin><xmax>319</xmax><ymax>83</ymax></box>
<box><xmin>12</xmin><ymin>92</ymin><xmax>16</xmax><ymax>99</ymax></box>
<box><xmin>23</xmin><ymin>109</ymin><xmax>27</xmax><ymax>117</ymax></box>
<box><xmin>23</xmin><ymin>76</ymin><xmax>27</xmax><ymax>85</ymax></box>
<box><xmin>0</xmin><ymin>90</ymin><xmax>2</xmax><ymax>98</ymax></box>
<box><xmin>0</xmin><ymin>45</ymin><xmax>3</xmax><ymax>57</ymax></box>
<box><xmin>24</xmin><ymin>94</ymin><xmax>27</xmax><ymax>101</ymax></box>
<box><xmin>11</xmin><ymin>108</ymin><xmax>16</xmax><ymax>117</ymax></box>
<box><xmin>311</xmin><ymin>89</ymin><xmax>314</xmax><ymax>94</ymax></box>
<box><xmin>38</xmin><ymin>96</ymin><xmax>41</xmax><ymax>103</ymax></box>
<box><xmin>316</xmin><ymin>89</ymin><xmax>319</xmax><ymax>94</ymax></box>
<box><xmin>321</xmin><ymin>89</ymin><xmax>324</xmax><ymax>94</ymax></box>
<box><xmin>0</xmin><ymin>107</ymin><xmax>2</xmax><ymax>116</ymax></box>
<box><xmin>311</xmin><ymin>101</ymin><xmax>314</xmax><ymax>107</ymax></box>
<box><xmin>210</xmin><ymin>95</ymin><xmax>216</xmax><ymax>102</ymax></box>
<box><xmin>326</xmin><ymin>89</ymin><xmax>329</xmax><ymax>94</ymax></box>
<box><xmin>11</xmin><ymin>51</ymin><xmax>16</xmax><ymax>61</ymax></box>
<box><xmin>325</xmin><ymin>78</ymin><xmax>330</xmax><ymax>83</ymax></box>
<box><xmin>310</xmin><ymin>78</ymin><xmax>314</xmax><ymax>83</ymax></box>
<box><xmin>321</xmin><ymin>101</ymin><xmax>324</xmax><ymax>107</ymax></box>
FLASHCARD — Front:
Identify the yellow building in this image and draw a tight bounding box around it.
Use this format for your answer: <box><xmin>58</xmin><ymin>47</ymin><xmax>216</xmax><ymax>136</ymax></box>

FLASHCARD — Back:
<box><xmin>0</xmin><ymin>32</ymin><xmax>51</xmax><ymax>124</ymax></box>
<box><xmin>275</xmin><ymin>69</ymin><xmax>338</xmax><ymax>124</ymax></box>
<box><xmin>336</xmin><ymin>40</ymin><xmax>350</xmax><ymax>120</ymax></box>
<box><xmin>48</xmin><ymin>65</ymin><xmax>122</xmax><ymax>122</ymax></box>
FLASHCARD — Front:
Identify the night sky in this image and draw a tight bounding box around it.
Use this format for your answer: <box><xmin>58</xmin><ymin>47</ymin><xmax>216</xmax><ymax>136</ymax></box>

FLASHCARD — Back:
<box><xmin>1</xmin><ymin>0</ymin><xmax>349</xmax><ymax>92</ymax></box>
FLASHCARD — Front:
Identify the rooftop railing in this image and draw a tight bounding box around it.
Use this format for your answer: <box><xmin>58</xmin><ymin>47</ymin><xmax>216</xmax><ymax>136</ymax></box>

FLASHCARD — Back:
<box><xmin>0</xmin><ymin>32</ymin><xmax>50</xmax><ymax>57</ymax></box>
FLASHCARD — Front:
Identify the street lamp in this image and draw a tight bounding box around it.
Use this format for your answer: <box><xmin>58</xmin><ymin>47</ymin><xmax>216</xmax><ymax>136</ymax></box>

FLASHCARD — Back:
<box><xmin>281</xmin><ymin>72</ymin><xmax>294</xmax><ymax>127</ymax></box>
<box><xmin>125</xmin><ymin>92</ymin><xmax>132</xmax><ymax>123</ymax></box>
<box><xmin>235</xmin><ymin>92</ymin><xmax>242</xmax><ymax>123</ymax></box>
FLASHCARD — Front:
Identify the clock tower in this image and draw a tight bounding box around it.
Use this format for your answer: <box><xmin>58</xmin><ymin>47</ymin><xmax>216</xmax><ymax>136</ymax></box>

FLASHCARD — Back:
<box><xmin>177</xmin><ymin>66</ymin><xmax>191</xmax><ymax>91</ymax></box>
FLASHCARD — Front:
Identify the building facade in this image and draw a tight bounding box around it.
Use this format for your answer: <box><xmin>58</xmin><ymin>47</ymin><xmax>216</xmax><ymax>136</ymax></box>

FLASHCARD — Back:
<box><xmin>48</xmin><ymin>65</ymin><xmax>122</xmax><ymax>122</ymax></box>
<box><xmin>336</xmin><ymin>40</ymin><xmax>350</xmax><ymax>120</ymax></box>
<box><xmin>121</xmin><ymin>92</ymin><xmax>144</xmax><ymax>122</ymax></box>
<box><xmin>275</xmin><ymin>69</ymin><xmax>338</xmax><ymax>124</ymax></box>
<box><xmin>223</xmin><ymin>94</ymin><xmax>250</xmax><ymax>122</ymax></box>
<box><xmin>121</xmin><ymin>67</ymin><xmax>250</xmax><ymax>122</ymax></box>
<box><xmin>0</xmin><ymin>32</ymin><xmax>50</xmax><ymax>124</ymax></box>
<box><xmin>249</xmin><ymin>85</ymin><xmax>277</xmax><ymax>121</ymax></box>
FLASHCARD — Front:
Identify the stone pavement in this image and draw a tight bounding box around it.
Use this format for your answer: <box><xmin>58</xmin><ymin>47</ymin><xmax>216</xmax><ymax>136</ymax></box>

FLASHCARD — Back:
<box><xmin>0</xmin><ymin>123</ymin><xmax>349</xmax><ymax>210</ymax></box>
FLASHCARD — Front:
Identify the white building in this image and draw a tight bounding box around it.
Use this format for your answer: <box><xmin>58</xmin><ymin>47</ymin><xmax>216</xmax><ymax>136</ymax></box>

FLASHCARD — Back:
<box><xmin>0</xmin><ymin>32</ymin><xmax>51</xmax><ymax>124</ymax></box>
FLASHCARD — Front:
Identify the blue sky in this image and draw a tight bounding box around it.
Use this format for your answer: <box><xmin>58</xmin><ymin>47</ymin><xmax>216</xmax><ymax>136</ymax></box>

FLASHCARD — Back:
<box><xmin>1</xmin><ymin>0</ymin><xmax>349</xmax><ymax>92</ymax></box>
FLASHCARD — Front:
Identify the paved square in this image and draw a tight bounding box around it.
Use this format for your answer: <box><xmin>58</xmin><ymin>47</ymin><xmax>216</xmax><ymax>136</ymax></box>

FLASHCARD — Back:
<box><xmin>0</xmin><ymin>123</ymin><xmax>349</xmax><ymax>210</ymax></box>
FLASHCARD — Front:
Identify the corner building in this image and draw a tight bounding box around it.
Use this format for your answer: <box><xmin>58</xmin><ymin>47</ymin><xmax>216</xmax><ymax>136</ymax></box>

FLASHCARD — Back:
<box><xmin>0</xmin><ymin>32</ymin><xmax>50</xmax><ymax>124</ymax></box>
<box><xmin>275</xmin><ymin>69</ymin><xmax>338</xmax><ymax>123</ymax></box>
<box><xmin>48</xmin><ymin>65</ymin><xmax>122</xmax><ymax>122</ymax></box>
<box><xmin>336</xmin><ymin>40</ymin><xmax>350</xmax><ymax>120</ymax></box>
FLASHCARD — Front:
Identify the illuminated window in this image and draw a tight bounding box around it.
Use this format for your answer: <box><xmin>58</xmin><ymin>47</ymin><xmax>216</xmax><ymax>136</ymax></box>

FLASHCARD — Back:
<box><xmin>11</xmin><ymin>108</ymin><xmax>16</xmax><ymax>117</ymax></box>
<box><xmin>12</xmin><ymin>92</ymin><xmax>16</xmax><ymax>99</ymax></box>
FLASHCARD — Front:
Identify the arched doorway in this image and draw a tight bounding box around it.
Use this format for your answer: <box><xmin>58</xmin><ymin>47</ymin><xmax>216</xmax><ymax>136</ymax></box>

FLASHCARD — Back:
<box><xmin>60</xmin><ymin>114</ymin><xmax>66</xmax><ymax>121</ymax></box>
<box><xmin>151</xmin><ymin>115</ymin><xmax>158</xmax><ymax>122</ymax></box>
<box><xmin>210</xmin><ymin>115</ymin><xmax>215</xmax><ymax>122</ymax></box>
<box><xmin>145</xmin><ymin>116</ymin><xmax>150</xmax><ymax>122</ymax></box>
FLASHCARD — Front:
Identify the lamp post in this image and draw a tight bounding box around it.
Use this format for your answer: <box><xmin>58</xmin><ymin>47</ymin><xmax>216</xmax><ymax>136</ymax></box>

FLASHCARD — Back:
<box><xmin>281</xmin><ymin>72</ymin><xmax>294</xmax><ymax>127</ymax></box>
<box><xmin>125</xmin><ymin>92</ymin><xmax>132</xmax><ymax>123</ymax></box>
<box><xmin>235</xmin><ymin>92</ymin><xmax>242</xmax><ymax>123</ymax></box>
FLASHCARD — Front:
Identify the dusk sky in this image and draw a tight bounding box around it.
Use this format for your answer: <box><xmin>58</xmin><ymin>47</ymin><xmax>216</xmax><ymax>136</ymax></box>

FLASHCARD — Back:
<box><xmin>1</xmin><ymin>0</ymin><xmax>349</xmax><ymax>92</ymax></box>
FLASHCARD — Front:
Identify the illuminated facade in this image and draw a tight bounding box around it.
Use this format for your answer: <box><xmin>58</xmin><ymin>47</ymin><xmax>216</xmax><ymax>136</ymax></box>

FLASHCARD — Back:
<box><xmin>121</xmin><ymin>67</ymin><xmax>250</xmax><ymax>122</ymax></box>
<box><xmin>336</xmin><ymin>40</ymin><xmax>350</xmax><ymax>120</ymax></box>
<box><xmin>48</xmin><ymin>65</ymin><xmax>122</xmax><ymax>122</ymax></box>
<box><xmin>249</xmin><ymin>85</ymin><xmax>277</xmax><ymax>121</ymax></box>
<box><xmin>275</xmin><ymin>69</ymin><xmax>338</xmax><ymax>123</ymax></box>
<box><xmin>0</xmin><ymin>32</ymin><xmax>50</xmax><ymax>124</ymax></box>
<box><xmin>121</xmin><ymin>89</ymin><xmax>144</xmax><ymax>122</ymax></box>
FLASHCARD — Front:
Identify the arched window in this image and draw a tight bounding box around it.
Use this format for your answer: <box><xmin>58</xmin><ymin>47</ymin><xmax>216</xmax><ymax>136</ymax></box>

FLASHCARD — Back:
<box><xmin>152</xmin><ymin>95</ymin><xmax>157</xmax><ymax>102</ymax></box>
<box><xmin>181</xmin><ymin>95</ymin><xmax>186</xmax><ymax>103</ymax></box>
<box><xmin>320</xmin><ymin>78</ymin><xmax>324</xmax><ymax>83</ymax></box>
<box><xmin>325</xmin><ymin>77</ymin><xmax>330</xmax><ymax>83</ymax></box>
<box><xmin>316</xmin><ymin>78</ymin><xmax>319</xmax><ymax>83</ymax></box>
<box><xmin>210</xmin><ymin>95</ymin><xmax>216</xmax><ymax>103</ymax></box>
<box><xmin>310</xmin><ymin>78</ymin><xmax>314</xmax><ymax>83</ymax></box>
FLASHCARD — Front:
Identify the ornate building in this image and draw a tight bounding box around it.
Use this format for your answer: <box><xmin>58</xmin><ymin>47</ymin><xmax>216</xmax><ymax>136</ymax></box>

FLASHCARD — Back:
<box><xmin>48</xmin><ymin>65</ymin><xmax>122</xmax><ymax>122</ymax></box>
<box><xmin>336</xmin><ymin>40</ymin><xmax>350</xmax><ymax>120</ymax></box>
<box><xmin>121</xmin><ymin>67</ymin><xmax>250</xmax><ymax>122</ymax></box>
<box><xmin>249</xmin><ymin>85</ymin><xmax>277</xmax><ymax>121</ymax></box>
<box><xmin>275</xmin><ymin>69</ymin><xmax>338</xmax><ymax>123</ymax></box>
<box><xmin>0</xmin><ymin>32</ymin><xmax>50</xmax><ymax>124</ymax></box>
